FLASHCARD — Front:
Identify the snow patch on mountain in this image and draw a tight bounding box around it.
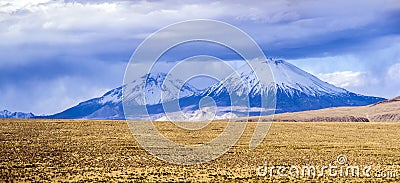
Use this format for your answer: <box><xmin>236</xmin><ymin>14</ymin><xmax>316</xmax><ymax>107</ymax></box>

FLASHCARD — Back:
<box><xmin>0</xmin><ymin>110</ymin><xmax>35</xmax><ymax>119</ymax></box>
<box><xmin>99</xmin><ymin>87</ymin><xmax>123</xmax><ymax>105</ymax></box>
<box><xmin>123</xmin><ymin>73</ymin><xmax>200</xmax><ymax>106</ymax></box>
<box><xmin>97</xmin><ymin>73</ymin><xmax>200</xmax><ymax>106</ymax></box>
<box><xmin>155</xmin><ymin>107</ymin><xmax>238</xmax><ymax>122</ymax></box>
<box><xmin>269</xmin><ymin>59</ymin><xmax>347</xmax><ymax>96</ymax></box>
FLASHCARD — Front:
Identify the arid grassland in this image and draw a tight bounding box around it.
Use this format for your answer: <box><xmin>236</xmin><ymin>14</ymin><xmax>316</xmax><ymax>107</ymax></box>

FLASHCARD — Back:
<box><xmin>1</xmin><ymin>119</ymin><xmax>399</xmax><ymax>182</ymax></box>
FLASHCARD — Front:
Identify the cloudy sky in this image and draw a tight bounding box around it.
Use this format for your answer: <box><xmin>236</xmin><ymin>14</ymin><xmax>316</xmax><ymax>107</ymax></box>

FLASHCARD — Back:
<box><xmin>1</xmin><ymin>0</ymin><xmax>400</xmax><ymax>115</ymax></box>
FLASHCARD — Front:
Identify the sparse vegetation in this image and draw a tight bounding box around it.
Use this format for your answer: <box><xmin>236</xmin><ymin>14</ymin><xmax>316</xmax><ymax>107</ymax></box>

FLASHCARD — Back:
<box><xmin>1</xmin><ymin>119</ymin><xmax>399</xmax><ymax>182</ymax></box>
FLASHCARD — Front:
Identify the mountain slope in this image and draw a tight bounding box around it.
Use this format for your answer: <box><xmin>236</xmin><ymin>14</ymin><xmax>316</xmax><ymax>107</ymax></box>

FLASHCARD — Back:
<box><xmin>264</xmin><ymin>96</ymin><xmax>400</xmax><ymax>122</ymax></box>
<box><xmin>46</xmin><ymin>73</ymin><xmax>200</xmax><ymax>119</ymax></box>
<box><xmin>44</xmin><ymin>88</ymin><xmax>124</xmax><ymax>119</ymax></box>
<box><xmin>203</xmin><ymin>59</ymin><xmax>384</xmax><ymax>113</ymax></box>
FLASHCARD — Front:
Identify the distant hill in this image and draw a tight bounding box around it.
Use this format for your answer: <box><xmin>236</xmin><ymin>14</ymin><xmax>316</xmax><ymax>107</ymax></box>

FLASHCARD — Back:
<box><xmin>0</xmin><ymin>110</ymin><xmax>34</xmax><ymax>119</ymax></box>
<box><xmin>267</xmin><ymin>96</ymin><xmax>400</xmax><ymax>122</ymax></box>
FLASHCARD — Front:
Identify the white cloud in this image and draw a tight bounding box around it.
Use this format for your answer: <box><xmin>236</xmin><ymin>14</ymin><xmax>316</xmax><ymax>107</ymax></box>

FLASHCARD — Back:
<box><xmin>287</xmin><ymin>40</ymin><xmax>400</xmax><ymax>99</ymax></box>
<box><xmin>316</xmin><ymin>71</ymin><xmax>367</xmax><ymax>88</ymax></box>
<box><xmin>0</xmin><ymin>0</ymin><xmax>52</xmax><ymax>14</ymax></box>
<box><xmin>387</xmin><ymin>63</ymin><xmax>400</xmax><ymax>81</ymax></box>
<box><xmin>1</xmin><ymin>0</ymin><xmax>399</xmax><ymax>47</ymax></box>
<box><xmin>0</xmin><ymin>1</ymin><xmax>228</xmax><ymax>43</ymax></box>
<box><xmin>386</xmin><ymin>63</ymin><xmax>400</xmax><ymax>95</ymax></box>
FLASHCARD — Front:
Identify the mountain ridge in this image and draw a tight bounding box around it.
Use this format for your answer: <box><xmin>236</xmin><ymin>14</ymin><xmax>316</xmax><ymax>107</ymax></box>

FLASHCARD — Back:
<box><xmin>0</xmin><ymin>110</ymin><xmax>35</xmax><ymax>119</ymax></box>
<box><xmin>45</xmin><ymin>73</ymin><xmax>201</xmax><ymax>120</ymax></box>
<box><xmin>40</xmin><ymin>59</ymin><xmax>385</xmax><ymax>120</ymax></box>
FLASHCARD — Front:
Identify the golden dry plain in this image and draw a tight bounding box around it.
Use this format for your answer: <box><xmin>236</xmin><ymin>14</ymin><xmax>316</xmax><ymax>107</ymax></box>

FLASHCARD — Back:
<box><xmin>1</xmin><ymin>119</ymin><xmax>400</xmax><ymax>182</ymax></box>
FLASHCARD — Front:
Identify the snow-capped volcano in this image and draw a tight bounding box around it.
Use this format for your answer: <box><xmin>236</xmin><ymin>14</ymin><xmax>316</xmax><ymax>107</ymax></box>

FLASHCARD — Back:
<box><xmin>205</xmin><ymin>59</ymin><xmax>345</xmax><ymax>98</ymax></box>
<box><xmin>44</xmin><ymin>59</ymin><xmax>385</xmax><ymax>120</ymax></box>
<box><xmin>46</xmin><ymin>72</ymin><xmax>200</xmax><ymax>119</ymax></box>
<box><xmin>203</xmin><ymin>59</ymin><xmax>383</xmax><ymax>113</ymax></box>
